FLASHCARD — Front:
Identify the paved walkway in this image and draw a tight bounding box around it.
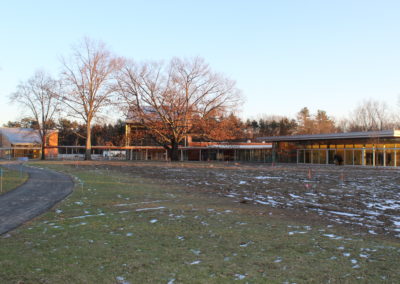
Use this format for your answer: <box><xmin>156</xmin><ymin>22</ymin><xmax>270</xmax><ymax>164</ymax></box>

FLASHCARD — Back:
<box><xmin>0</xmin><ymin>164</ymin><xmax>73</xmax><ymax>235</ymax></box>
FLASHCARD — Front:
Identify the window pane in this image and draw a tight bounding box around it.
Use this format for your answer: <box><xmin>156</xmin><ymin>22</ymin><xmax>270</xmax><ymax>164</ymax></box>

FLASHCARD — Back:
<box><xmin>345</xmin><ymin>150</ymin><xmax>353</xmax><ymax>165</ymax></box>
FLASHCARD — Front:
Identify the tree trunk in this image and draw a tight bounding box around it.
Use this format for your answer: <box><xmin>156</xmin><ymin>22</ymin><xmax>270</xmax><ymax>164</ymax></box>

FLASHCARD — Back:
<box><xmin>41</xmin><ymin>134</ymin><xmax>46</xmax><ymax>160</ymax></box>
<box><xmin>85</xmin><ymin>123</ymin><xmax>92</xmax><ymax>160</ymax></box>
<box><xmin>168</xmin><ymin>142</ymin><xmax>180</xmax><ymax>161</ymax></box>
<box><xmin>41</xmin><ymin>144</ymin><xmax>46</xmax><ymax>160</ymax></box>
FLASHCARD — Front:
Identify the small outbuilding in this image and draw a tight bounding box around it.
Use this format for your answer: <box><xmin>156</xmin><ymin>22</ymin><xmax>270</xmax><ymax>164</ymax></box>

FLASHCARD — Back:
<box><xmin>0</xmin><ymin>127</ymin><xmax>58</xmax><ymax>159</ymax></box>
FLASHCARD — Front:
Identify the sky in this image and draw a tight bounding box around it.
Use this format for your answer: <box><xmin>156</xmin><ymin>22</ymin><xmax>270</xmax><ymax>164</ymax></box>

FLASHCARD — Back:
<box><xmin>1</xmin><ymin>0</ymin><xmax>400</xmax><ymax>125</ymax></box>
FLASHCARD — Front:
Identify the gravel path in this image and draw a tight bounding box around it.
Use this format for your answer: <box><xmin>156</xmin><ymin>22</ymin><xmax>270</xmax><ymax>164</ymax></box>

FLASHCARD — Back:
<box><xmin>0</xmin><ymin>164</ymin><xmax>73</xmax><ymax>235</ymax></box>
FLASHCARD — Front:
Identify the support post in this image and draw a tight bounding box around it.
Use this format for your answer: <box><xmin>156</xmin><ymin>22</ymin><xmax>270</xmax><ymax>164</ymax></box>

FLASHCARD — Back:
<box><xmin>373</xmin><ymin>148</ymin><xmax>375</xmax><ymax>167</ymax></box>
<box><xmin>383</xmin><ymin>146</ymin><xmax>386</xmax><ymax>167</ymax></box>
<box><xmin>362</xmin><ymin>148</ymin><xmax>365</xmax><ymax>166</ymax></box>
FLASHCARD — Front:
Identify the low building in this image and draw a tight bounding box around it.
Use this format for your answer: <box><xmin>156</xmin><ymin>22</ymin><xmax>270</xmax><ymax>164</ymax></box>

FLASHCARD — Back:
<box><xmin>124</xmin><ymin>120</ymin><xmax>272</xmax><ymax>162</ymax></box>
<box><xmin>124</xmin><ymin>141</ymin><xmax>273</xmax><ymax>162</ymax></box>
<box><xmin>0</xmin><ymin>128</ymin><xmax>58</xmax><ymax>159</ymax></box>
<box><xmin>257</xmin><ymin>130</ymin><xmax>400</xmax><ymax>167</ymax></box>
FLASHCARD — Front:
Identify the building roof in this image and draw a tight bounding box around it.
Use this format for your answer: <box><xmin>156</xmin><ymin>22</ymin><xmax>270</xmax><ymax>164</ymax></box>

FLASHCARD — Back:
<box><xmin>256</xmin><ymin>130</ymin><xmax>400</xmax><ymax>142</ymax></box>
<box><xmin>0</xmin><ymin>128</ymin><xmax>42</xmax><ymax>145</ymax></box>
<box><xmin>206</xmin><ymin>144</ymin><xmax>272</xmax><ymax>149</ymax></box>
<box><xmin>125</xmin><ymin>106</ymin><xmax>157</xmax><ymax>124</ymax></box>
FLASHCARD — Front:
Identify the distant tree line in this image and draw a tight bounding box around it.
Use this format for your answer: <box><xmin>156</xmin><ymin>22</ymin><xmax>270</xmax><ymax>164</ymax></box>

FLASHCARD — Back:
<box><xmin>245</xmin><ymin>100</ymin><xmax>400</xmax><ymax>138</ymax></box>
<box><xmin>6</xmin><ymin>97</ymin><xmax>398</xmax><ymax>148</ymax></box>
<box><xmin>3</xmin><ymin>118</ymin><xmax>125</xmax><ymax>146</ymax></box>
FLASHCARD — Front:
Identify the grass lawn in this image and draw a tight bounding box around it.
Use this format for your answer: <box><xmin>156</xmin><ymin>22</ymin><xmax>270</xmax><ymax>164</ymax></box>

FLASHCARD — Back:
<box><xmin>0</xmin><ymin>161</ymin><xmax>399</xmax><ymax>283</ymax></box>
<box><xmin>0</xmin><ymin>165</ymin><xmax>29</xmax><ymax>195</ymax></box>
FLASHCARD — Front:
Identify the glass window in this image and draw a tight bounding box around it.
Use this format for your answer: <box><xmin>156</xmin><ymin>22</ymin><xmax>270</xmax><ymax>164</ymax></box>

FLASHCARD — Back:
<box><xmin>319</xmin><ymin>150</ymin><xmax>327</xmax><ymax>164</ymax></box>
<box><xmin>386</xmin><ymin>149</ymin><xmax>395</xmax><ymax>166</ymax></box>
<box><xmin>375</xmin><ymin>149</ymin><xmax>384</xmax><ymax>166</ymax></box>
<box><xmin>328</xmin><ymin>149</ymin><xmax>336</xmax><ymax>164</ymax></box>
<box><xmin>298</xmin><ymin>150</ymin><xmax>304</xmax><ymax>163</ymax></box>
<box><xmin>396</xmin><ymin>150</ymin><xmax>400</xmax><ymax>167</ymax></box>
<box><xmin>345</xmin><ymin>149</ymin><xmax>353</xmax><ymax>165</ymax></box>
<box><xmin>354</xmin><ymin>150</ymin><xmax>362</xmax><ymax>165</ymax></box>
<box><xmin>365</xmin><ymin>149</ymin><xmax>374</xmax><ymax>166</ymax></box>
<box><xmin>305</xmin><ymin>150</ymin><xmax>311</xmax><ymax>163</ymax></box>
<box><xmin>336</xmin><ymin>149</ymin><xmax>344</xmax><ymax>165</ymax></box>
<box><xmin>312</xmin><ymin>150</ymin><xmax>319</xmax><ymax>163</ymax></box>
<box><xmin>385</xmin><ymin>144</ymin><xmax>396</xmax><ymax>149</ymax></box>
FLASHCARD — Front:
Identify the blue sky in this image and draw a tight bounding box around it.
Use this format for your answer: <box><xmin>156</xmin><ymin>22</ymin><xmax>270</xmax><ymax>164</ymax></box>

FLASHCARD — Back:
<box><xmin>1</xmin><ymin>0</ymin><xmax>400</xmax><ymax>124</ymax></box>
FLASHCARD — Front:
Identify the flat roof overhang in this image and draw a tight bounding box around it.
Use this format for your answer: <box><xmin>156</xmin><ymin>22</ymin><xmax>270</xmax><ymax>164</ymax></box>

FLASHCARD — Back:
<box><xmin>52</xmin><ymin>145</ymin><xmax>272</xmax><ymax>150</ymax></box>
<box><xmin>256</xmin><ymin>130</ymin><xmax>400</xmax><ymax>143</ymax></box>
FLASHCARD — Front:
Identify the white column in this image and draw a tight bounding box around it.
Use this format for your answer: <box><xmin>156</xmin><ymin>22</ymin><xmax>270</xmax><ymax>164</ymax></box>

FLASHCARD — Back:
<box><xmin>383</xmin><ymin>146</ymin><xmax>386</xmax><ymax>167</ymax></box>
<box><xmin>362</xmin><ymin>148</ymin><xmax>365</xmax><ymax>166</ymax></box>
<box><xmin>373</xmin><ymin>148</ymin><xmax>376</xmax><ymax>167</ymax></box>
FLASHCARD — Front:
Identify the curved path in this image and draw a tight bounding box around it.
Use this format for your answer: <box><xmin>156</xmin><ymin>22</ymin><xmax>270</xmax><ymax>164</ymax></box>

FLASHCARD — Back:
<box><xmin>0</xmin><ymin>164</ymin><xmax>73</xmax><ymax>235</ymax></box>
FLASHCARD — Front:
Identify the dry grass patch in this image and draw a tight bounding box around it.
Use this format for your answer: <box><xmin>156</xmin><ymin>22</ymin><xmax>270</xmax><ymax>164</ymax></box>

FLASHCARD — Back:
<box><xmin>0</xmin><ymin>161</ymin><xmax>399</xmax><ymax>283</ymax></box>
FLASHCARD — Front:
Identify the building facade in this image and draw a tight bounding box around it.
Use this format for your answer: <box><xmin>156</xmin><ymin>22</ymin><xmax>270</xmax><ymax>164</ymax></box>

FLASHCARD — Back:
<box><xmin>257</xmin><ymin>130</ymin><xmax>400</xmax><ymax>167</ymax></box>
<box><xmin>124</xmin><ymin>122</ymin><xmax>272</xmax><ymax>162</ymax></box>
<box><xmin>0</xmin><ymin>128</ymin><xmax>58</xmax><ymax>159</ymax></box>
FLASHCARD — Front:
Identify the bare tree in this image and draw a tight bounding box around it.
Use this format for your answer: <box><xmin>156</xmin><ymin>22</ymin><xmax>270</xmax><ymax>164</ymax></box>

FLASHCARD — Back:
<box><xmin>347</xmin><ymin>99</ymin><xmax>394</xmax><ymax>131</ymax></box>
<box><xmin>117</xmin><ymin>57</ymin><xmax>242</xmax><ymax>161</ymax></box>
<box><xmin>10</xmin><ymin>70</ymin><xmax>60</xmax><ymax>160</ymax></box>
<box><xmin>60</xmin><ymin>38</ymin><xmax>123</xmax><ymax>160</ymax></box>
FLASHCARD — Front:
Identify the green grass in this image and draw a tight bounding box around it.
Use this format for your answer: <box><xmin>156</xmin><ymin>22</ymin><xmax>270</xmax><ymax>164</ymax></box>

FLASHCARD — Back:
<box><xmin>0</xmin><ymin>161</ymin><xmax>399</xmax><ymax>283</ymax></box>
<box><xmin>0</xmin><ymin>166</ymin><xmax>29</xmax><ymax>195</ymax></box>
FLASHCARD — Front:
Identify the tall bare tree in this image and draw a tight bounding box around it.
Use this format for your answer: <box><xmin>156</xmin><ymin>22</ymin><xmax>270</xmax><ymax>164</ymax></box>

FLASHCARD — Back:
<box><xmin>10</xmin><ymin>70</ymin><xmax>60</xmax><ymax>160</ymax></box>
<box><xmin>347</xmin><ymin>99</ymin><xmax>394</xmax><ymax>131</ymax></box>
<box><xmin>117</xmin><ymin>57</ymin><xmax>241</xmax><ymax>161</ymax></box>
<box><xmin>60</xmin><ymin>38</ymin><xmax>123</xmax><ymax>160</ymax></box>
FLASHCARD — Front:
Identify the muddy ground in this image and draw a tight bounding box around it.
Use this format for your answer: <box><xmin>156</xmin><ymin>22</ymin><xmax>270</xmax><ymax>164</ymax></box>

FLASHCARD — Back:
<box><xmin>61</xmin><ymin>161</ymin><xmax>400</xmax><ymax>239</ymax></box>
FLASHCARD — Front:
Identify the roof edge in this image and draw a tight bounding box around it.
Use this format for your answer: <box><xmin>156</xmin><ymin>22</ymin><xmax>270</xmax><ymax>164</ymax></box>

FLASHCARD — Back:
<box><xmin>256</xmin><ymin>130</ymin><xmax>400</xmax><ymax>142</ymax></box>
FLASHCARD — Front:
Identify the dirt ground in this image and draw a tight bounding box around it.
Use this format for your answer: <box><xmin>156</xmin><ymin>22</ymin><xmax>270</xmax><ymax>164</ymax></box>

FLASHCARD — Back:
<box><xmin>56</xmin><ymin>160</ymin><xmax>400</xmax><ymax>239</ymax></box>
